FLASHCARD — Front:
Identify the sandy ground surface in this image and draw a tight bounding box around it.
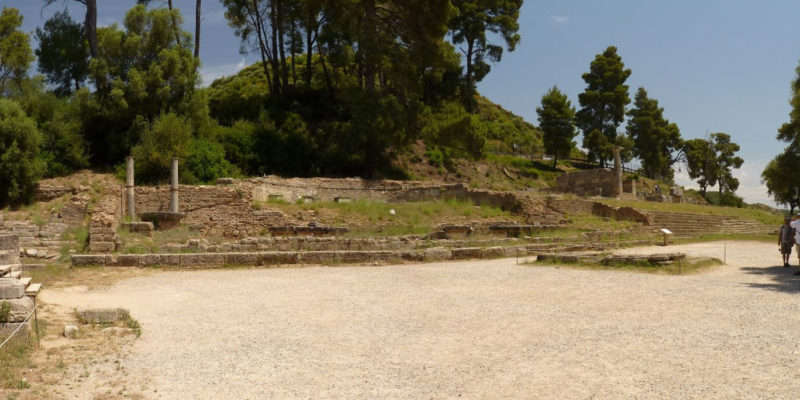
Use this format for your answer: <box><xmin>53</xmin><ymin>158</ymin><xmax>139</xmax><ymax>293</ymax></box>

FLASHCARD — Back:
<box><xmin>32</xmin><ymin>241</ymin><xmax>800</xmax><ymax>398</ymax></box>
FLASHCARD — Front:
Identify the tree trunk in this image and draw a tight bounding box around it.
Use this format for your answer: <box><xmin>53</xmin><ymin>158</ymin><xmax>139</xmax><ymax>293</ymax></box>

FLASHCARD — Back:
<box><xmin>85</xmin><ymin>0</ymin><xmax>98</xmax><ymax>58</ymax></box>
<box><xmin>362</xmin><ymin>0</ymin><xmax>378</xmax><ymax>177</ymax></box>
<box><xmin>250</xmin><ymin>0</ymin><xmax>273</xmax><ymax>93</ymax></box>
<box><xmin>553</xmin><ymin>154</ymin><xmax>558</xmax><ymax>169</ymax></box>
<box><xmin>305</xmin><ymin>26</ymin><xmax>314</xmax><ymax>86</ymax></box>
<box><xmin>275</xmin><ymin>0</ymin><xmax>289</xmax><ymax>89</ymax></box>
<box><xmin>167</xmin><ymin>0</ymin><xmax>182</xmax><ymax>46</ymax></box>
<box><xmin>465</xmin><ymin>39</ymin><xmax>474</xmax><ymax>113</ymax></box>
<box><xmin>315</xmin><ymin>26</ymin><xmax>333</xmax><ymax>91</ymax></box>
<box><xmin>269</xmin><ymin>0</ymin><xmax>282</xmax><ymax>94</ymax></box>
<box><xmin>290</xmin><ymin>21</ymin><xmax>297</xmax><ymax>85</ymax></box>
<box><xmin>194</xmin><ymin>0</ymin><xmax>201</xmax><ymax>58</ymax></box>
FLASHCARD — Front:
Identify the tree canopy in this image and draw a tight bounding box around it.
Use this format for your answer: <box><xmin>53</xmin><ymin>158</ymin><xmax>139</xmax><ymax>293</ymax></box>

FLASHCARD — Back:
<box><xmin>536</xmin><ymin>86</ymin><xmax>576</xmax><ymax>168</ymax></box>
<box><xmin>626</xmin><ymin>87</ymin><xmax>682</xmax><ymax>180</ymax></box>
<box><xmin>0</xmin><ymin>7</ymin><xmax>34</xmax><ymax>94</ymax></box>
<box><xmin>576</xmin><ymin>46</ymin><xmax>631</xmax><ymax>165</ymax></box>
<box><xmin>35</xmin><ymin>10</ymin><xmax>89</xmax><ymax>95</ymax></box>
<box><xmin>449</xmin><ymin>0</ymin><xmax>523</xmax><ymax>111</ymax></box>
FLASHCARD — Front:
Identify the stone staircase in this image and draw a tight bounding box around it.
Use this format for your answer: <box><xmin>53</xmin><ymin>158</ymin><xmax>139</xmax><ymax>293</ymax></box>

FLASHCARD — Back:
<box><xmin>1</xmin><ymin>235</ymin><xmax>42</xmax><ymax>301</ymax></box>
<box><xmin>647</xmin><ymin>211</ymin><xmax>774</xmax><ymax>237</ymax></box>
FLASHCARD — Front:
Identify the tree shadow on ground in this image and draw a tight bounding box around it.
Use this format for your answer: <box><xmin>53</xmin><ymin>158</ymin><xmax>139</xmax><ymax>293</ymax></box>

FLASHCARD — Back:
<box><xmin>741</xmin><ymin>265</ymin><xmax>800</xmax><ymax>293</ymax></box>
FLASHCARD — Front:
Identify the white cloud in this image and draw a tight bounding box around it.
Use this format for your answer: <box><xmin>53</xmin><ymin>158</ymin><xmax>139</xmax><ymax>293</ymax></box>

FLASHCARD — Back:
<box><xmin>199</xmin><ymin>58</ymin><xmax>247</xmax><ymax>86</ymax></box>
<box><xmin>551</xmin><ymin>15</ymin><xmax>569</xmax><ymax>25</ymax></box>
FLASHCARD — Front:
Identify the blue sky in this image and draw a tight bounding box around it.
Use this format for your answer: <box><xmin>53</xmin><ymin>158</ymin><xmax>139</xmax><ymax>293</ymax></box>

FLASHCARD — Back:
<box><xmin>7</xmin><ymin>0</ymin><xmax>800</xmax><ymax>206</ymax></box>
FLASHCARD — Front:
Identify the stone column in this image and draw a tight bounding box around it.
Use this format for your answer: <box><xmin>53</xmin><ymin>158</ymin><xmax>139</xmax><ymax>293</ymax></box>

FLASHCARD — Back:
<box><xmin>170</xmin><ymin>157</ymin><xmax>179</xmax><ymax>213</ymax></box>
<box><xmin>126</xmin><ymin>156</ymin><xmax>135</xmax><ymax>218</ymax></box>
<box><xmin>613</xmin><ymin>146</ymin><xmax>623</xmax><ymax>197</ymax></box>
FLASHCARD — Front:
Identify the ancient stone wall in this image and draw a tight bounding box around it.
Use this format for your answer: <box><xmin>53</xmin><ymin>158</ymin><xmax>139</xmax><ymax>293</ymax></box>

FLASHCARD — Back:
<box><xmin>546</xmin><ymin>198</ymin><xmax>651</xmax><ymax>225</ymax></box>
<box><xmin>555</xmin><ymin>168</ymin><xmax>619</xmax><ymax>197</ymax></box>
<box><xmin>88</xmin><ymin>189</ymin><xmax>122</xmax><ymax>253</ymax></box>
<box><xmin>132</xmin><ymin>185</ymin><xmax>263</xmax><ymax>237</ymax></box>
<box><xmin>246</xmin><ymin>176</ymin><xmax>470</xmax><ymax>203</ymax></box>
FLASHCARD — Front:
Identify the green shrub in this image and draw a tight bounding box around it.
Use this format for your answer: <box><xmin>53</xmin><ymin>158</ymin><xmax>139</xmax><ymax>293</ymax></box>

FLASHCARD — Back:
<box><xmin>0</xmin><ymin>99</ymin><xmax>44</xmax><ymax>207</ymax></box>
<box><xmin>183</xmin><ymin>139</ymin><xmax>237</xmax><ymax>184</ymax></box>
<box><xmin>131</xmin><ymin>112</ymin><xmax>192</xmax><ymax>184</ymax></box>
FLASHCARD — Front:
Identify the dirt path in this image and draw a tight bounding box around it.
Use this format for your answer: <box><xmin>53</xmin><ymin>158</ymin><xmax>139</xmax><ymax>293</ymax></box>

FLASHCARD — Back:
<box><xmin>38</xmin><ymin>241</ymin><xmax>800</xmax><ymax>399</ymax></box>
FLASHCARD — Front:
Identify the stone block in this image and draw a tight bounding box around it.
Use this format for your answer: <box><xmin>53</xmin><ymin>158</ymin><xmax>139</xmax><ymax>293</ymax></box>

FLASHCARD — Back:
<box><xmin>452</xmin><ymin>247</ymin><xmax>483</xmax><ymax>260</ymax></box>
<box><xmin>261</xmin><ymin>252</ymin><xmax>299</xmax><ymax>265</ymax></box>
<box><xmin>0</xmin><ymin>279</ymin><xmax>26</xmax><ymax>300</ymax></box>
<box><xmin>0</xmin><ymin>322</ymin><xmax>30</xmax><ymax>336</ymax></box>
<box><xmin>0</xmin><ymin>296</ymin><xmax>34</xmax><ymax>321</ymax></box>
<box><xmin>64</xmin><ymin>324</ymin><xmax>79</xmax><ymax>338</ymax></box>
<box><xmin>76</xmin><ymin>308</ymin><xmax>130</xmax><ymax>324</ymax></box>
<box><xmin>71</xmin><ymin>254</ymin><xmax>108</xmax><ymax>266</ymax></box>
<box><xmin>180</xmin><ymin>253</ymin><xmax>225</xmax><ymax>266</ymax></box>
<box><xmin>160</xmin><ymin>254</ymin><xmax>181</xmax><ymax>265</ymax></box>
<box><xmin>224</xmin><ymin>253</ymin><xmax>260</xmax><ymax>265</ymax></box>
<box><xmin>115</xmin><ymin>254</ymin><xmax>142</xmax><ymax>267</ymax></box>
<box><xmin>481</xmin><ymin>247</ymin><xmax>505</xmax><ymax>259</ymax></box>
<box><xmin>368</xmin><ymin>251</ymin><xmax>395</xmax><ymax>262</ymax></box>
<box><xmin>89</xmin><ymin>241</ymin><xmax>116</xmax><ymax>253</ymax></box>
<box><xmin>399</xmin><ymin>251</ymin><xmax>424</xmax><ymax>262</ymax></box>
<box><xmin>298</xmin><ymin>251</ymin><xmax>335</xmax><ymax>264</ymax></box>
<box><xmin>503</xmin><ymin>246</ymin><xmax>527</xmax><ymax>258</ymax></box>
<box><xmin>336</xmin><ymin>251</ymin><xmax>371</xmax><ymax>263</ymax></box>
<box><xmin>423</xmin><ymin>247</ymin><xmax>452</xmax><ymax>262</ymax></box>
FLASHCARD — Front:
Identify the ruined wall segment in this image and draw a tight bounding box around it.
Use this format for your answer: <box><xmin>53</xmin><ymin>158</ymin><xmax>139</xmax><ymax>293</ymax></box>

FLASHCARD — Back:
<box><xmin>88</xmin><ymin>188</ymin><xmax>122</xmax><ymax>253</ymax></box>
<box><xmin>555</xmin><ymin>168</ymin><xmax>619</xmax><ymax>197</ymax></box>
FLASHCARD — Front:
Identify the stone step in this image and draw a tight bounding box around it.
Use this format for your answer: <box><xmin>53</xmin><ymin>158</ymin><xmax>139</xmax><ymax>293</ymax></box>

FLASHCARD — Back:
<box><xmin>25</xmin><ymin>283</ymin><xmax>41</xmax><ymax>297</ymax></box>
<box><xmin>18</xmin><ymin>277</ymin><xmax>31</xmax><ymax>287</ymax></box>
<box><xmin>0</xmin><ymin>264</ymin><xmax>9</xmax><ymax>276</ymax></box>
<box><xmin>8</xmin><ymin>270</ymin><xmax>21</xmax><ymax>279</ymax></box>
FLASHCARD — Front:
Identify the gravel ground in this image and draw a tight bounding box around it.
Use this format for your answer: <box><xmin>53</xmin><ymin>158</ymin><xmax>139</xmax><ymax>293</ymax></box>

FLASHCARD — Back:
<box><xmin>43</xmin><ymin>241</ymin><xmax>800</xmax><ymax>399</ymax></box>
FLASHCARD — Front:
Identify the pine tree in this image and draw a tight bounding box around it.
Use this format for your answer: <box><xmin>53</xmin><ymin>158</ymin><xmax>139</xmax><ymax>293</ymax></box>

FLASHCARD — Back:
<box><xmin>536</xmin><ymin>86</ymin><xmax>576</xmax><ymax>168</ymax></box>
<box><xmin>576</xmin><ymin>46</ymin><xmax>631</xmax><ymax>165</ymax></box>
<box><xmin>626</xmin><ymin>87</ymin><xmax>682</xmax><ymax>180</ymax></box>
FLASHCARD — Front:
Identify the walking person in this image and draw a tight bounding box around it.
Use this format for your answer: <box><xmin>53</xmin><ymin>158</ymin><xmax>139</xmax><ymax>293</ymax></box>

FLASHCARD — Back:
<box><xmin>790</xmin><ymin>214</ymin><xmax>800</xmax><ymax>274</ymax></box>
<box><xmin>779</xmin><ymin>216</ymin><xmax>794</xmax><ymax>267</ymax></box>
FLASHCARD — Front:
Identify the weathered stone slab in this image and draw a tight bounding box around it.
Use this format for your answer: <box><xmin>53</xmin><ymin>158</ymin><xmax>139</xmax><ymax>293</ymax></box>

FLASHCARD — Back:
<box><xmin>423</xmin><ymin>247</ymin><xmax>452</xmax><ymax>262</ymax></box>
<box><xmin>76</xmin><ymin>308</ymin><xmax>130</xmax><ymax>324</ymax></box>
<box><xmin>298</xmin><ymin>251</ymin><xmax>336</xmax><ymax>264</ymax></box>
<box><xmin>0</xmin><ymin>322</ymin><xmax>31</xmax><ymax>336</ymax></box>
<box><xmin>452</xmin><ymin>247</ymin><xmax>483</xmax><ymax>260</ymax></box>
<box><xmin>481</xmin><ymin>247</ymin><xmax>505</xmax><ymax>259</ymax></box>
<box><xmin>399</xmin><ymin>251</ymin><xmax>424</xmax><ymax>262</ymax></box>
<box><xmin>0</xmin><ymin>279</ymin><xmax>26</xmax><ymax>300</ymax></box>
<box><xmin>0</xmin><ymin>296</ymin><xmax>34</xmax><ymax>321</ymax></box>
<box><xmin>180</xmin><ymin>253</ymin><xmax>225</xmax><ymax>266</ymax></box>
<box><xmin>261</xmin><ymin>252</ymin><xmax>299</xmax><ymax>265</ymax></box>
<box><xmin>71</xmin><ymin>254</ymin><xmax>108</xmax><ymax>266</ymax></box>
<box><xmin>89</xmin><ymin>241</ymin><xmax>115</xmax><ymax>253</ymax></box>
<box><xmin>224</xmin><ymin>253</ymin><xmax>261</xmax><ymax>265</ymax></box>
<box><xmin>336</xmin><ymin>251</ymin><xmax>371</xmax><ymax>263</ymax></box>
<box><xmin>114</xmin><ymin>254</ymin><xmax>142</xmax><ymax>266</ymax></box>
<box><xmin>504</xmin><ymin>246</ymin><xmax>527</xmax><ymax>258</ymax></box>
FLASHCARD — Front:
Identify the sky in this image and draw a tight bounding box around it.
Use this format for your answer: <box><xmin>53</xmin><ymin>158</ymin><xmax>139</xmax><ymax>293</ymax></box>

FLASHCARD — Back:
<box><xmin>6</xmin><ymin>0</ymin><xmax>800</xmax><ymax>207</ymax></box>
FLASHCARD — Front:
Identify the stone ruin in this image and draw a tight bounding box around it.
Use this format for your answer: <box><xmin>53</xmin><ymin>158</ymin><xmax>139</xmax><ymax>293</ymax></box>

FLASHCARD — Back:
<box><xmin>0</xmin><ymin>235</ymin><xmax>41</xmax><ymax>336</ymax></box>
<box><xmin>555</xmin><ymin>147</ymin><xmax>637</xmax><ymax>199</ymax></box>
